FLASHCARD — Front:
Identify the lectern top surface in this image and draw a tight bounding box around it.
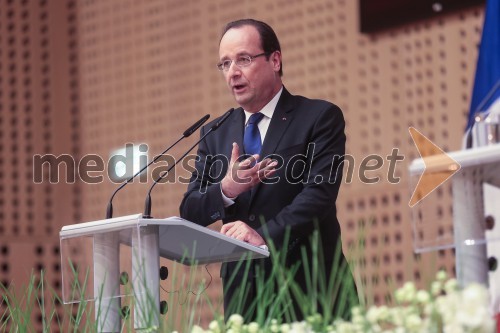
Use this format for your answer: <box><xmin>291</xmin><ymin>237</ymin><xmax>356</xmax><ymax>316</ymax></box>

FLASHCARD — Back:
<box><xmin>60</xmin><ymin>214</ymin><xmax>143</xmax><ymax>238</ymax></box>
<box><xmin>60</xmin><ymin>214</ymin><xmax>270</xmax><ymax>264</ymax></box>
<box><xmin>409</xmin><ymin>144</ymin><xmax>500</xmax><ymax>175</ymax></box>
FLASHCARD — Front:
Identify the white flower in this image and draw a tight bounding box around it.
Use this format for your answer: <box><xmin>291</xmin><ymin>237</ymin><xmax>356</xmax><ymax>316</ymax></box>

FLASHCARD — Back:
<box><xmin>395</xmin><ymin>282</ymin><xmax>417</xmax><ymax>303</ymax></box>
<box><xmin>443</xmin><ymin>322</ymin><xmax>464</xmax><ymax>333</ymax></box>
<box><xmin>335</xmin><ymin>321</ymin><xmax>356</xmax><ymax>333</ymax></box>
<box><xmin>456</xmin><ymin>283</ymin><xmax>494</xmax><ymax>331</ymax></box>
<box><xmin>423</xmin><ymin>302</ymin><xmax>436</xmax><ymax>316</ymax></box>
<box><xmin>270</xmin><ymin>319</ymin><xmax>280</xmax><ymax>332</ymax></box>
<box><xmin>247</xmin><ymin>322</ymin><xmax>260</xmax><ymax>333</ymax></box>
<box><xmin>351</xmin><ymin>307</ymin><xmax>365</xmax><ymax>325</ymax></box>
<box><xmin>289</xmin><ymin>321</ymin><xmax>310</xmax><ymax>333</ymax></box>
<box><xmin>280</xmin><ymin>323</ymin><xmax>291</xmax><ymax>333</ymax></box>
<box><xmin>377</xmin><ymin>305</ymin><xmax>390</xmax><ymax>322</ymax></box>
<box><xmin>190</xmin><ymin>325</ymin><xmax>205</xmax><ymax>333</ymax></box>
<box><xmin>434</xmin><ymin>281</ymin><xmax>495</xmax><ymax>333</ymax></box>
<box><xmin>436</xmin><ymin>292</ymin><xmax>459</xmax><ymax>323</ymax></box>
<box><xmin>431</xmin><ymin>281</ymin><xmax>443</xmax><ymax>296</ymax></box>
<box><xmin>404</xmin><ymin>313</ymin><xmax>423</xmax><ymax>332</ymax></box>
<box><xmin>436</xmin><ymin>270</ymin><xmax>447</xmax><ymax>282</ymax></box>
<box><xmin>350</xmin><ymin>306</ymin><xmax>362</xmax><ymax>317</ymax></box>
<box><xmin>444</xmin><ymin>278</ymin><xmax>458</xmax><ymax>294</ymax></box>
<box><xmin>306</xmin><ymin>313</ymin><xmax>322</xmax><ymax>327</ymax></box>
<box><xmin>227</xmin><ymin>313</ymin><xmax>244</xmax><ymax>328</ymax></box>
<box><xmin>366</xmin><ymin>306</ymin><xmax>380</xmax><ymax>324</ymax></box>
<box><xmin>416</xmin><ymin>290</ymin><xmax>430</xmax><ymax>304</ymax></box>
<box><xmin>395</xmin><ymin>288</ymin><xmax>405</xmax><ymax>303</ymax></box>
<box><xmin>191</xmin><ymin>276</ymin><xmax>494</xmax><ymax>333</ymax></box>
<box><xmin>208</xmin><ymin>320</ymin><xmax>222</xmax><ymax>333</ymax></box>
<box><xmin>365</xmin><ymin>305</ymin><xmax>390</xmax><ymax>325</ymax></box>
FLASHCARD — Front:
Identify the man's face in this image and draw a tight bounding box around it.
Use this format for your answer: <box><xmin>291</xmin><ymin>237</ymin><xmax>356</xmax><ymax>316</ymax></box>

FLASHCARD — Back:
<box><xmin>219</xmin><ymin>25</ymin><xmax>281</xmax><ymax>113</ymax></box>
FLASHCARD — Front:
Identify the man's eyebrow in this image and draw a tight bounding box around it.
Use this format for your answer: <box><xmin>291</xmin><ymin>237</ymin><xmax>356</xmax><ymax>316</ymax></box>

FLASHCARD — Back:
<box><xmin>235</xmin><ymin>52</ymin><xmax>251</xmax><ymax>57</ymax></box>
<box><xmin>220</xmin><ymin>52</ymin><xmax>251</xmax><ymax>61</ymax></box>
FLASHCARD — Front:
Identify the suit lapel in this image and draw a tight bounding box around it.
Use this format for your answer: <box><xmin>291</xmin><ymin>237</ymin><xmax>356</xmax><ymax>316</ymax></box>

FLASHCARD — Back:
<box><xmin>250</xmin><ymin>88</ymin><xmax>295</xmax><ymax>205</ymax></box>
<box><xmin>259</xmin><ymin>89</ymin><xmax>295</xmax><ymax>158</ymax></box>
<box><xmin>227</xmin><ymin>107</ymin><xmax>245</xmax><ymax>154</ymax></box>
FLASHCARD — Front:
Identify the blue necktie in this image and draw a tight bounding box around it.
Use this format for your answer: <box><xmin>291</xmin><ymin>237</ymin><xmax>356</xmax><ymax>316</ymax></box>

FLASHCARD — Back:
<box><xmin>244</xmin><ymin>112</ymin><xmax>264</xmax><ymax>156</ymax></box>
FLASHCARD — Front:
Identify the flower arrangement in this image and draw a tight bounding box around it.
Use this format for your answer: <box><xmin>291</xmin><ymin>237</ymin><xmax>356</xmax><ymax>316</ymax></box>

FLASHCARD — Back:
<box><xmin>189</xmin><ymin>272</ymin><xmax>495</xmax><ymax>333</ymax></box>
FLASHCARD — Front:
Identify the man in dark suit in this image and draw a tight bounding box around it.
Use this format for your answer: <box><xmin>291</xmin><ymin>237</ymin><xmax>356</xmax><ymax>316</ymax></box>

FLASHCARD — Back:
<box><xmin>180</xmin><ymin>19</ymin><xmax>355</xmax><ymax>321</ymax></box>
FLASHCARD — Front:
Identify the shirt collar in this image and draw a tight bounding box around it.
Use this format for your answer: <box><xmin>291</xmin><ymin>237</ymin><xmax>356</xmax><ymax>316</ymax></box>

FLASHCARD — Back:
<box><xmin>243</xmin><ymin>86</ymin><xmax>283</xmax><ymax>124</ymax></box>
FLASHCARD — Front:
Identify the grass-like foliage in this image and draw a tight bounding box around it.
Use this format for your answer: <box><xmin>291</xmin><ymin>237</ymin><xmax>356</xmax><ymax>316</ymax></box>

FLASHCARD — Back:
<box><xmin>0</xmin><ymin>231</ymin><xmax>359</xmax><ymax>332</ymax></box>
<box><xmin>0</xmin><ymin>270</ymin><xmax>95</xmax><ymax>332</ymax></box>
<box><xmin>194</xmin><ymin>271</ymin><xmax>495</xmax><ymax>333</ymax></box>
<box><xmin>222</xmin><ymin>228</ymin><xmax>358</xmax><ymax>328</ymax></box>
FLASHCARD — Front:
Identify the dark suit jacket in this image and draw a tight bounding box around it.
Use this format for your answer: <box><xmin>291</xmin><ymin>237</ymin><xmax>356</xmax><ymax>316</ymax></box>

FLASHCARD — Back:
<box><xmin>180</xmin><ymin>87</ymin><xmax>347</xmax><ymax>312</ymax></box>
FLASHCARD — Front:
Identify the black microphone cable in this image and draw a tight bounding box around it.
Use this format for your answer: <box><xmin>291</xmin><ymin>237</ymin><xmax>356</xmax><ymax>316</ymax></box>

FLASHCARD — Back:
<box><xmin>143</xmin><ymin>108</ymin><xmax>235</xmax><ymax>218</ymax></box>
<box><xmin>105</xmin><ymin>114</ymin><xmax>210</xmax><ymax>219</ymax></box>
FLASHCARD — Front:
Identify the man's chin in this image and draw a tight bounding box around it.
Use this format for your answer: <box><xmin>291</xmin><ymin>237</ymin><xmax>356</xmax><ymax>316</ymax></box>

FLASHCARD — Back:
<box><xmin>233</xmin><ymin>94</ymin><xmax>251</xmax><ymax>108</ymax></box>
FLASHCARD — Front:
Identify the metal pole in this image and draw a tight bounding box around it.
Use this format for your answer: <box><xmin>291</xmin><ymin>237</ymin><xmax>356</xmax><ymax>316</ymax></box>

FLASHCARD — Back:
<box><xmin>132</xmin><ymin>225</ymin><xmax>160</xmax><ymax>331</ymax></box>
<box><xmin>94</xmin><ymin>232</ymin><xmax>121</xmax><ymax>332</ymax></box>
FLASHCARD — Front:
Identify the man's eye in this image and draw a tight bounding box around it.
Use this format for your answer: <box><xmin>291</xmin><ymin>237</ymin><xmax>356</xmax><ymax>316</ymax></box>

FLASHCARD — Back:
<box><xmin>237</xmin><ymin>57</ymin><xmax>250</xmax><ymax>64</ymax></box>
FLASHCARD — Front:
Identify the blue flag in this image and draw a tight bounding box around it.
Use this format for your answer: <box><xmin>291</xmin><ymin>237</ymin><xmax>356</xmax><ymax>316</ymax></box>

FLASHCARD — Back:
<box><xmin>466</xmin><ymin>0</ymin><xmax>500</xmax><ymax>130</ymax></box>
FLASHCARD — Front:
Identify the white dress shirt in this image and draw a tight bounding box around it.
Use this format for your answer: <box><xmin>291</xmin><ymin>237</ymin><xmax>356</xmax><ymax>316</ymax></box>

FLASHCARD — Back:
<box><xmin>221</xmin><ymin>86</ymin><xmax>284</xmax><ymax>206</ymax></box>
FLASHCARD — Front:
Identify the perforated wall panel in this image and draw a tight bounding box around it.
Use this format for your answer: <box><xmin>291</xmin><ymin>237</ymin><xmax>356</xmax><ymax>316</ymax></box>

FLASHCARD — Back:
<box><xmin>0</xmin><ymin>0</ymin><xmax>80</xmax><ymax>330</ymax></box>
<box><xmin>76</xmin><ymin>1</ymin><xmax>483</xmax><ymax>314</ymax></box>
<box><xmin>0</xmin><ymin>0</ymin><xmax>485</xmax><ymax>328</ymax></box>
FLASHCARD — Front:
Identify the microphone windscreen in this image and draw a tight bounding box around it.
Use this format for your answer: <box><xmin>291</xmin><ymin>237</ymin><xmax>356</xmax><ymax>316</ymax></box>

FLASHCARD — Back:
<box><xmin>183</xmin><ymin>114</ymin><xmax>210</xmax><ymax>137</ymax></box>
<box><xmin>211</xmin><ymin>108</ymin><xmax>235</xmax><ymax>131</ymax></box>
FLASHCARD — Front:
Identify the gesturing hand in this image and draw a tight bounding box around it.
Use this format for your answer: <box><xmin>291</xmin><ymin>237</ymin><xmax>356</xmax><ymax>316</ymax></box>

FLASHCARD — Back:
<box><xmin>221</xmin><ymin>142</ymin><xmax>277</xmax><ymax>198</ymax></box>
<box><xmin>220</xmin><ymin>221</ymin><xmax>265</xmax><ymax>246</ymax></box>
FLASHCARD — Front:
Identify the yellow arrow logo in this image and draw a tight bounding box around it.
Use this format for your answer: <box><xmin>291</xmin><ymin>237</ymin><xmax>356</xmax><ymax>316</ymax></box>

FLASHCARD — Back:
<box><xmin>409</xmin><ymin>127</ymin><xmax>461</xmax><ymax>207</ymax></box>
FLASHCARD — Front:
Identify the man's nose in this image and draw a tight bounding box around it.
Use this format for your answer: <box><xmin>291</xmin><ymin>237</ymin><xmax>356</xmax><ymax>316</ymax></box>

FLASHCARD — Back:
<box><xmin>226</xmin><ymin>62</ymin><xmax>241</xmax><ymax>78</ymax></box>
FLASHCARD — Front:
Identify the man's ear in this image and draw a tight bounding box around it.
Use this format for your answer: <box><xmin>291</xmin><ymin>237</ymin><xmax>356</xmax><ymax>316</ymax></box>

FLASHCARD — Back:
<box><xmin>271</xmin><ymin>51</ymin><xmax>282</xmax><ymax>73</ymax></box>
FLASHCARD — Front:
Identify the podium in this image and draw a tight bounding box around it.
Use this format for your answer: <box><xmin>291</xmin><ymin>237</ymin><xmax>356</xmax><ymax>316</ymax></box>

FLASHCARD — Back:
<box><xmin>409</xmin><ymin>144</ymin><xmax>500</xmax><ymax>314</ymax></box>
<box><xmin>59</xmin><ymin>214</ymin><xmax>269</xmax><ymax>332</ymax></box>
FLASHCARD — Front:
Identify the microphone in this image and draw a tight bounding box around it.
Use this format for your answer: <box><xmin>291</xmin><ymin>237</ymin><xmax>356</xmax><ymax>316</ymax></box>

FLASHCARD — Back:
<box><xmin>183</xmin><ymin>115</ymin><xmax>211</xmax><ymax>137</ymax></box>
<box><xmin>105</xmin><ymin>114</ymin><xmax>210</xmax><ymax>219</ymax></box>
<box><xmin>143</xmin><ymin>108</ymin><xmax>235</xmax><ymax>218</ymax></box>
<box><xmin>212</xmin><ymin>108</ymin><xmax>234</xmax><ymax>130</ymax></box>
